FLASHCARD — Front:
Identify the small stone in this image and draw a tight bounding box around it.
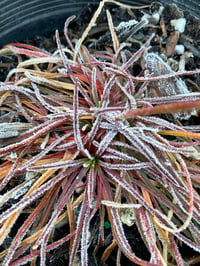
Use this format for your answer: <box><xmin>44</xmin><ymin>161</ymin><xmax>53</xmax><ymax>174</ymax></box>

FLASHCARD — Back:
<box><xmin>170</xmin><ymin>18</ymin><xmax>186</xmax><ymax>33</ymax></box>
<box><xmin>175</xmin><ymin>44</ymin><xmax>185</xmax><ymax>55</ymax></box>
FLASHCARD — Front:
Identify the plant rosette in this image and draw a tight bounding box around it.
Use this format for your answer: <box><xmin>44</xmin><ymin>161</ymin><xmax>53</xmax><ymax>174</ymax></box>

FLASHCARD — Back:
<box><xmin>0</xmin><ymin>0</ymin><xmax>200</xmax><ymax>265</ymax></box>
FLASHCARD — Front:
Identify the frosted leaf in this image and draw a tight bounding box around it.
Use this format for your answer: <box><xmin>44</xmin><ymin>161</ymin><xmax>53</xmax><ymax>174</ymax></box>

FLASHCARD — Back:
<box><xmin>0</xmin><ymin>128</ymin><xmax>18</xmax><ymax>139</ymax></box>
<box><xmin>175</xmin><ymin>233</ymin><xmax>200</xmax><ymax>253</ymax></box>
<box><xmin>110</xmin><ymin>208</ymin><xmax>134</xmax><ymax>255</ymax></box>
<box><xmin>183</xmin><ymin>146</ymin><xmax>200</xmax><ymax>160</ymax></box>
<box><xmin>101</xmin><ymin>200</ymin><xmax>141</xmax><ymax>209</ymax></box>
<box><xmin>0</xmin><ymin>179</ymin><xmax>34</xmax><ymax>206</ymax></box>
<box><xmin>102</xmin><ymin>146</ymin><xmax>139</xmax><ymax>163</ymax></box>
<box><xmin>115</xmin><ymin>18</ymin><xmax>149</xmax><ymax>43</ymax></box>
<box><xmin>13</xmin><ymin>180</ymin><xmax>34</xmax><ymax>199</ymax></box>
<box><xmin>40</xmin><ymin>133</ymin><xmax>49</xmax><ymax>150</ymax></box>
<box><xmin>96</xmin><ymin>130</ymin><xmax>117</xmax><ymax>157</ymax></box>
<box><xmin>145</xmin><ymin>53</ymin><xmax>195</xmax><ymax>120</ymax></box>
<box><xmin>120</xmin><ymin>127</ymin><xmax>180</xmax><ymax>185</ymax></box>
<box><xmin>116</xmin><ymin>19</ymin><xmax>138</xmax><ymax>31</ymax></box>
<box><xmin>121</xmin><ymin>208</ymin><xmax>136</xmax><ymax>227</ymax></box>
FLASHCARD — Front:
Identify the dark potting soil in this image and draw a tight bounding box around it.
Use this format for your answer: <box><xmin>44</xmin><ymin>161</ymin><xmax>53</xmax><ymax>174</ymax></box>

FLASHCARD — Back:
<box><xmin>0</xmin><ymin>1</ymin><xmax>200</xmax><ymax>265</ymax></box>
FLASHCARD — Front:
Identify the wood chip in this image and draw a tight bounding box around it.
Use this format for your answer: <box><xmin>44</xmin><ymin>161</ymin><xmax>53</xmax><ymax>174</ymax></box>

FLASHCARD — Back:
<box><xmin>165</xmin><ymin>31</ymin><xmax>179</xmax><ymax>57</ymax></box>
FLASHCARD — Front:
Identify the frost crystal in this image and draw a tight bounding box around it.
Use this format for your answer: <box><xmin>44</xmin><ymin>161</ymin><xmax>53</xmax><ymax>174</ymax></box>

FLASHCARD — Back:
<box><xmin>116</xmin><ymin>19</ymin><xmax>138</xmax><ymax>31</ymax></box>
<box><xmin>12</xmin><ymin>180</ymin><xmax>34</xmax><ymax>200</ymax></box>
<box><xmin>10</xmin><ymin>151</ymin><xmax>17</xmax><ymax>159</ymax></box>
<box><xmin>145</xmin><ymin>53</ymin><xmax>196</xmax><ymax>120</ymax></box>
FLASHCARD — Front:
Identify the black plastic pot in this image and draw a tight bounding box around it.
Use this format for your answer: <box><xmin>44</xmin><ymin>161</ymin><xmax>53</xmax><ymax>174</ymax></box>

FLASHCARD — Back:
<box><xmin>0</xmin><ymin>0</ymin><xmax>199</xmax><ymax>48</ymax></box>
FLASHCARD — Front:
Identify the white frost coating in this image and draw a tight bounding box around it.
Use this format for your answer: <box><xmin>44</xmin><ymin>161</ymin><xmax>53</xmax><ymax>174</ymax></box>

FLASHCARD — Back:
<box><xmin>101</xmin><ymin>200</ymin><xmax>141</xmax><ymax>209</ymax></box>
<box><xmin>40</xmin><ymin>133</ymin><xmax>49</xmax><ymax>150</ymax></box>
<box><xmin>116</xmin><ymin>19</ymin><xmax>138</xmax><ymax>31</ymax></box>
<box><xmin>58</xmin><ymin>68</ymin><xmax>68</xmax><ymax>74</ymax></box>
<box><xmin>10</xmin><ymin>151</ymin><xmax>17</xmax><ymax>159</ymax></box>
<box><xmin>183</xmin><ymin>146</ymin><xmax>200</xmax><ymax>160</ymax></box>
<box><xmin>121</xmin><ymin>208</ymin><xmax>136</xmax><ymax>227</ymax></box>
<box><xmin>0</xmin><ymin>179</ymin><xmax>34</xmax><ymax>206</ymax></box>
<box><xmin>12</xmin><ymin>180</ymin><xmax>34</xmax><ymax>200</ymax></box>
<box><xmin>170</xmin><ymin>18</ymin><xmax>186</xmax><ymax>33</ymax></box>
<box><xmin>145</xmin><ymin>52</ymin><xmax>195</xmax><ymax>120</ymax></box>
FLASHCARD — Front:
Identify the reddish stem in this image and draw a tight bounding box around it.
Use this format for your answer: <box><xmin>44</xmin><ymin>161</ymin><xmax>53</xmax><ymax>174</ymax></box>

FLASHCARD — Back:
<box><xmin>116</xmin><ymin>100</ymin><xmax>200</xmax><ymax>120</ymax></box>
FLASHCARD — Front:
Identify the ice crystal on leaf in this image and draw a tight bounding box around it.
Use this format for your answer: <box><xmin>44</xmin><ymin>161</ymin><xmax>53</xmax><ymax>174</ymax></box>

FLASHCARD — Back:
<box><xmin>0</xmin><ymin>0</ymin><xmax>200</xmax><ymax>265</ymax></box>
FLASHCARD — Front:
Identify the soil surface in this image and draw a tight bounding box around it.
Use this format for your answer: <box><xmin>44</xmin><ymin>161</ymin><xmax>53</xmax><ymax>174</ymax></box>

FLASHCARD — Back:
<box><xmin>0</xmin><ymin>1</ymin><xmax>200</xmax><ymax>265</ymax></box>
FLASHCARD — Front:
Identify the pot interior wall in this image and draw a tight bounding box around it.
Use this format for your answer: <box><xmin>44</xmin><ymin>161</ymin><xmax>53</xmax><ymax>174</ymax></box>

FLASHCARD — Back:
<box><xmin>0</xmin><ymin>0</ymin><xmax>199</xmax><ymax>47</ymax></box>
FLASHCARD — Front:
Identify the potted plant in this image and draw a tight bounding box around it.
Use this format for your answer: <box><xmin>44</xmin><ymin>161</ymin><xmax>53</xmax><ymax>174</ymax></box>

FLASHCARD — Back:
<box><xmin>0</xmin><ymin>0</ymin><xmax>200</xmax><ymax>265</ymax></box>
